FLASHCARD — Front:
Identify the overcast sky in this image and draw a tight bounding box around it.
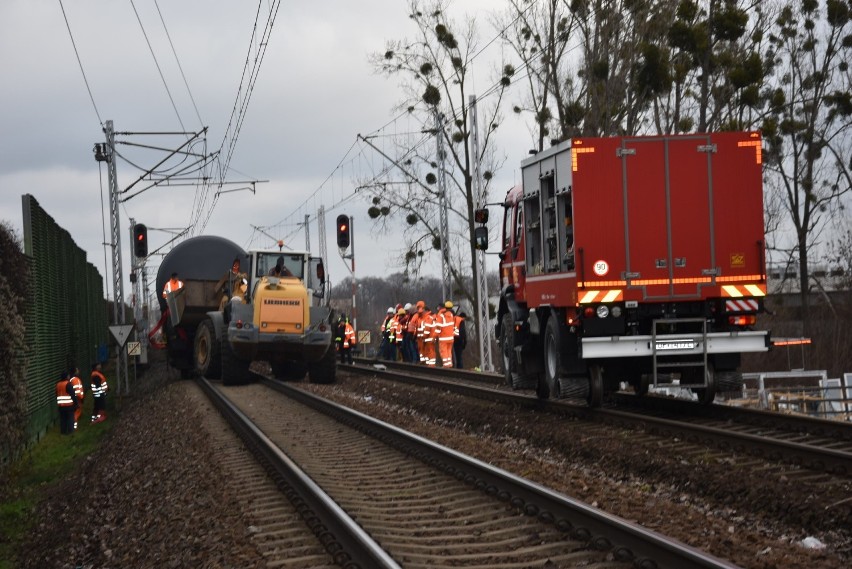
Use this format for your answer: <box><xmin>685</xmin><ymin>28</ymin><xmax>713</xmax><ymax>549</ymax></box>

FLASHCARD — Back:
<box><xmin>0</xmin><ymin>0</ymin><xmax>536</xmax><ymax>300</ymax></box>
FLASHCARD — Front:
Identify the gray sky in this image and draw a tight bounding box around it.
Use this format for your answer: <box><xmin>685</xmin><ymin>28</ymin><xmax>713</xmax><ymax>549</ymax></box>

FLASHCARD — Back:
<box><xmin>0</xmin><ymin>0</ymin><xmax>534</xmax><ymax>298</ymax></box>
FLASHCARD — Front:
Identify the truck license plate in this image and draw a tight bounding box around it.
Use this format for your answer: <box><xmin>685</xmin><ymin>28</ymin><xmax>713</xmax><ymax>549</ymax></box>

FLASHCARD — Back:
<box><xmin>655</xmin><ymin>340</ymin><xmax>696</xmax><ymax>351</ymax></box>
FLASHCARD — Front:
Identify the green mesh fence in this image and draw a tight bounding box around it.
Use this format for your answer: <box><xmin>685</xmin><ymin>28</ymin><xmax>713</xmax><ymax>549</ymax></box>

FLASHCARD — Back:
<box><xmin>21</xmin><ymin>195</ymin><xmax>109</xmax><ymax>441</ymax></box>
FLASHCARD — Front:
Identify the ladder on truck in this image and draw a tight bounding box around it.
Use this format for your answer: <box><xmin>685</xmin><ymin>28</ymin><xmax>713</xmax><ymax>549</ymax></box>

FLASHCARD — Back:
<box><xmin>651</xmin><ymin>318</ymin><xmax>708</xmax><ymax>389</ymax></box>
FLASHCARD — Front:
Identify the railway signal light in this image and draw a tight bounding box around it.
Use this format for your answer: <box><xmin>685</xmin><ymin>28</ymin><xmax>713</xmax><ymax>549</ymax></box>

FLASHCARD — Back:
<box><xmin>336</xmin><ymin>214</ymin><xmax>351</xmax><ymax>249</ymax></box>
<box><xmin>474</xmin><ymin>208</ymin><xmax>489</xmax><ymax>224</ymax></box>
<box><xmin>133</xmin><ymin>223</ymin><xmax>148</xmax><ymax>257</ymax></box>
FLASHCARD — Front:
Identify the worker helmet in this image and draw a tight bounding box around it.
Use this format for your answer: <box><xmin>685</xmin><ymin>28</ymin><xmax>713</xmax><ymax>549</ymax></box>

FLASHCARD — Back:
<box><xmin>444</xmin><ymin>301</ymin><xmax>453</xmax><ymax>309</ymax></box>
<box><xmin>403</xmin><ymin>302</ymin><xmax>412</xmax><ymax>311</ymax></box>
<box><xmin>387</xmin><ymin>307</ymin><xmax>395</xmax><ymax>314</ymax></box>
<box><xmin>397</xmin><ymin>308</ymin><xmax>406</xmax><ymax>315</ymax></box>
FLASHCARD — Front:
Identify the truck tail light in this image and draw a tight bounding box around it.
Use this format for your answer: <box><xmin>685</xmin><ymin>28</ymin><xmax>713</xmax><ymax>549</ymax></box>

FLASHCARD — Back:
<box><xmin>583</xmin><ymin>307</ymin><xmax>595</xmax><ymax>318</ymax></box>
<box><xmin>728</xmin><ymin>315</ymin><xmax>756</xmax><ymax>326</ymax></box>
<box><xmin>236</xmin><ymin>320</ymin><xmax>244</xmax><ymax>329</ymax></box>
<box><xmin>565</xmin><ymin>309</ymin><xmax>578</xmax><ymax>326</ymax></box>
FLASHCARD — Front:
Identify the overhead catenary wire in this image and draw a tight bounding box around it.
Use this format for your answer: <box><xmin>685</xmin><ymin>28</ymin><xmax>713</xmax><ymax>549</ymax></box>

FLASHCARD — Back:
<box><xmin>57</xmin><ymin>0</ymin><xmax>103</xmax><ymax>126</ymax></box>
<box><xmin>129</xmin><ymin>0</ymin><xmax>186</xmax><ymax>132</ymax></box>
<box><xmin>252</xmin><ymin>2</ymin><xmax>553</xmax><ymax>250</ymax></box>
<box><xmin>189</xmin><ymin>0</ymin><xmax>282</xmax><ymax>237</ymax></box>
<box><xmin>154</xmin><ymin>0</ymin><xmax>204</xmax><ymax>128</ymax></box>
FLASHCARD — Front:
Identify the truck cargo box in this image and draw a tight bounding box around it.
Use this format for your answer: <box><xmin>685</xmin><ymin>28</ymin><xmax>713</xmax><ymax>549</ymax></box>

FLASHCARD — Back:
<box><xmin>516</xmin><ymin>131</ymin><xmax>766</xmax><ymax>307</ymax></box>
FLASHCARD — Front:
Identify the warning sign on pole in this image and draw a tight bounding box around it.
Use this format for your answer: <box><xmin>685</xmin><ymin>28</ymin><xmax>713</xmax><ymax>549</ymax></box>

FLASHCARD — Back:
<box><xmin>127</xmin><ymin>341</ymin><xmax>141</xmax><ymax>356</ymax></box>
<box><xmin>109</xmin><ymin>325</ymin><xmax>134</xmax><ymax>347</ymax></box>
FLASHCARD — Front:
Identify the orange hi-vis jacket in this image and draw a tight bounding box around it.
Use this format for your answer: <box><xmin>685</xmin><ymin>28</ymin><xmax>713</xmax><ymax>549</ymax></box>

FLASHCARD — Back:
<box><xmin>90</xmin><ymin>370</ymin><xmax>108</xmax><ymax>398</ymax></box>
<box><xmin>56</xmin><ymin>379</ymin><xmax>75</xmax><ymax>407</ymax></box>
<box><xmin>162</xmin><ymin>277</ymin><xmax>184</xmax><ymax>298</ymax></box>
<box><xmin>407</xmin><ymin>310</ymin><xmax>421</xmax><ymax>335</ymax></box>
<box><xmin>421</xmin><ymin>310</ymin><xmax>437</xmax><ymax>365</ymax></box>
<box><xmin>381</xmin><ymin>315</ymin><xmax>393</xmax><ymax>341</ymax></box>
<box><xmin>342</xmin><ymin>323</ymin><xmax>356</xmax><ymax>348</ymax></box>
<box><xmin>394</xmin><ymin>313</ymin><xmax>406</xmax><ymax>343</ymax></box>
<box><xmin>436</xmin><ymin>308</ymin><xmax>456</xmax><ymax>342</ymax></box>
<box><xmin>422</xmin><ymin>311</ymin><xmax>436</xmax><ymax>343</ymax></box>
<box><xmin>70</xmin><ymin>375</ymin><xmax>84</xmax><ymax>401</ymax></box>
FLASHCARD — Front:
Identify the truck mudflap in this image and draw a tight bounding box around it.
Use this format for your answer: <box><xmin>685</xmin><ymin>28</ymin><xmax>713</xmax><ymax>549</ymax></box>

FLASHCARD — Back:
<box><xmin>581</xmin><ymin>330</ymin><xmax>769</xmax><ymax>359</ymax></box>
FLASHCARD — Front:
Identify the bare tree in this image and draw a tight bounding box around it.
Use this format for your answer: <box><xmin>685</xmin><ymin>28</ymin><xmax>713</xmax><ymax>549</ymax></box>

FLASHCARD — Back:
<box><xmin>762</xmin><ymin>0</ymin><xmax>852</xmax><ymax>330</ymax></box>
<box><xmin>365</xmin><ymin>0</ymin><xmax>512</xmax><ymax>359</ymax></box>
<box><xmin>498</xmin><ymin>0</ymin><xmax>578</xmax><ymax>147</ymax></box>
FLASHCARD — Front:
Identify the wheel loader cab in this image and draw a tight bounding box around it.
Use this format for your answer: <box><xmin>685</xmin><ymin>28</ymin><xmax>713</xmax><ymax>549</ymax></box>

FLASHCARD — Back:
<box><xmin>254</xmin><ymin>253</ymin><xmax>304</xmax><ymax>280</ymax></box>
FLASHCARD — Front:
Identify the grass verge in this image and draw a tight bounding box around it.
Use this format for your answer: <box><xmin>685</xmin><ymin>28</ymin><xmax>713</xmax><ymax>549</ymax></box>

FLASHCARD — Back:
<box><xmin>0</xmin><ymin>398</ymin><xmax>114</xmax><ymax>569</ymax></box>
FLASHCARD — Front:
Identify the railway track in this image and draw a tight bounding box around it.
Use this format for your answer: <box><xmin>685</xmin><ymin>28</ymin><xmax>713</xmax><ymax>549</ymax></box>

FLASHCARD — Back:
<box><xmin>348</xmin><ymin>359</ymin><xmax>852</xmax><ymax>477</ymax></box>
<box><xmin>197</xmin><ymin>375</ymin><xmax>740</xmax><ymax>568</ymax></box>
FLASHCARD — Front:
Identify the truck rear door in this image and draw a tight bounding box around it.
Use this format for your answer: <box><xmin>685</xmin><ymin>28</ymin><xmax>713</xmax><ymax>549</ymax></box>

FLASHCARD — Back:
<box><xmin>620</xmin><ymin>134</ymin><xmax>714</xmax><ymax>299</ymax></box>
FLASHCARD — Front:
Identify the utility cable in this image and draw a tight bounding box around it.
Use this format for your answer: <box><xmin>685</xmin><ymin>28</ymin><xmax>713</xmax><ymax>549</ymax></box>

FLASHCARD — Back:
<box><xmin>57</xmin><ymin>0</ymin><xmax>103</xmax><ymax>125</ymax></box>
<box><xmin>154</xmin><ymin>0</ymin><xmax>204</xmax><ymax>128</ymax></box>
<box><xmin>129</xmin><ymin>0</ymin><xmax>186</xmax><ymax>131</ymax></box>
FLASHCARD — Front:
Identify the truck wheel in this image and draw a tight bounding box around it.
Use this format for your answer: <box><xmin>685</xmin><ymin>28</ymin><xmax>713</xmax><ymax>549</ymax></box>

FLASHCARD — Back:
<box><xmin>501</xmin><ymin>312</ymin><xmax>538</xmax><ymax>392</ymax></box>
<box><xmin>694</xmin><ymin>365</ymin><xmax>717</xmax><ymax>405</ymax></box>
<box><xmin>308</xmin><ymin>345</ymin><xmax>336</xmax><ymax>384</ymax></box>
<box><xmin>194</xmin><ymin>319</ymin><xmax>221</xmax><ymax>380</ymax></box>
<box><xmin>221</xmin><ymin>335</ymin><xmax>251</xmax><ymax>386</ymax></box>
<box><xmin>541</xmin><ymin>317</ymin><xmax>563</xmax><ymax>399</ymax></box>
<box><xmin>587</xmin><ymin>364</ymin><xmax>603</xmax><ymax>407</ymax></box>
<box><xmin>500</xmin><ymin>312</ymin><xmax>516</xmax><ymax>388</ymax></box>
<box><xmin>271</xmin><ymin>361</ymin><xmax>307</xmax><ymax>381</ymax></box>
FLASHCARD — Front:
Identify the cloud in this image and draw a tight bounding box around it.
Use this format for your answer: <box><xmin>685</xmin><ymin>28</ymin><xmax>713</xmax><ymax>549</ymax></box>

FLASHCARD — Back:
<box><xmin>1</xmin><ymin>0</ymin><xmax>532</xmax><ymax>296</ymax></box>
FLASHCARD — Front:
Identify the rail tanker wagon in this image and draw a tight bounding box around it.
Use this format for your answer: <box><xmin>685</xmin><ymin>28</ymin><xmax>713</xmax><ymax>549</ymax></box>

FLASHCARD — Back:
<box><xmin>496</xmin><ymin>131</ymin><xmax>770</xmax><ymax>406</ymax></box>
<box><xmin>157</xmin><ymin>236</ymin><xmax>249</xmax><ymax>378</ymax></box>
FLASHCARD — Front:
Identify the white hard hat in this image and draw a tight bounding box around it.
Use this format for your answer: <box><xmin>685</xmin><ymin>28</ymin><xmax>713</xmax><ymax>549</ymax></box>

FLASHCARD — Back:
<box><xmin>387</xmin><ymin>306</ymin><xmax>394</xmax><ymax>314</ymax></box>
<box><xmin>403</xmin><ymin>303</ymin><xmax>412</xmax><ymax>311</ymax></box>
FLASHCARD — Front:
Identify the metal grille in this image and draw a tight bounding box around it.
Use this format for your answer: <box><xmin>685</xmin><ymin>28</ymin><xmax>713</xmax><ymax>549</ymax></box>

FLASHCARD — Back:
<box><xmin>21</xmin><ymin>195</ymin><xmax>109</xmax><ymax>440</ymax></box>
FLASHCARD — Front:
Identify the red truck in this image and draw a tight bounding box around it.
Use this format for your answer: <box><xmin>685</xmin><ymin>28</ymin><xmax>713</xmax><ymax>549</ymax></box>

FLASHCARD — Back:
<box><xmin>496</xmin><ymin>131</ymin><xmax>769</xmax><ymax>406</ymax></box>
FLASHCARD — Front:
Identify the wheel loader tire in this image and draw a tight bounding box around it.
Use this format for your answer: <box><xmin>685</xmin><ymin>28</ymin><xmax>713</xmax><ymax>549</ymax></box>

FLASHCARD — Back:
<box><xmin>194</xmin><ymin>319</ymin><xmax>221</xmax><ymax>380</ymax></box>
<box><xmin>308</xmin><ymin>344</ymin><xmax>336</xmax><ymax>384</ymax></box>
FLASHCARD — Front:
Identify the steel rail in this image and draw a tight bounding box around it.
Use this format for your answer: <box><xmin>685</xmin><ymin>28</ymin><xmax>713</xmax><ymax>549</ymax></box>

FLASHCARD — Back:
<box><xmin>347</xmin><ymin>361</ymin><xmax>852</xmax><ymax>476</ymax></box>
<box><xmin>355</xmin><ymin>357</ymin><xmax>852</xmax><ymax>443</ymax></box>
<box><xmin>196</xmin><ymin>376</ymin><xmax>401</xmax><ymax>569</ymax></box>
<box><xmin>263</xmin><ymin>377</ymin><xmax>740</xmax><ymax>569</ymax></box>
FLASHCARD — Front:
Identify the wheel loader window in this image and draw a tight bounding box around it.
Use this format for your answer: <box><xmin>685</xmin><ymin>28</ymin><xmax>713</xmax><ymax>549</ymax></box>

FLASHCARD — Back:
<box><xmin>258</xmin><ymin>253</ymin><xmax>303</xmax><ymax>279</ymax></box>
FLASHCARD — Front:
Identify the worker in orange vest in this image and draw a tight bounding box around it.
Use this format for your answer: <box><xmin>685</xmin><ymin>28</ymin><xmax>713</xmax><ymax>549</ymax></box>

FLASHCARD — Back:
<box><xmin>56</xmin><ymin>371</ymin><xmax>78</xmax><ymax>435</ymax></box>
<box><xmin>406</xmin><ymin>302</ymin><xmax>423</xmax><ymax>363</ymax></box>
<box><xmin>340</xmin><ymin>315</ymin><xmax>357</xmax><ymax>364</ymax></box>
<box><xmin>90</xmin><ymin>362</ymin><xmax>109</xmax><ymax>423</ymax></box>
<box><xmin>436</xmin><ymin>301</ymin><xmax>456</xmax><ymax>367</ymax></box>
<box><xmin>415</xmin><ymin>302</ymin><xmax>429</xmax><ymax>364</ymax></box>
<box><xmin>422</xmin><ymin>305</ymin><xmax>437</xmax><ymax>366</ymax></box>
<box><xmin>393</xmin><ymin>308</ymin><xmax>406</xmax><ymax>360</ymax></box>
<box><xmin>162</xmin><ymin>272</ymin><xmax>184</xmax><ymax>298</ymax></box>
<box><xmin>378</xmin><ymin>307</ymin><xmax>394</xmax><ymax>361</ymax></box>
<box><xmin>69</xmin><ymin>367</ymin><xmax>84</xmax><ymax>431</ymax></box>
